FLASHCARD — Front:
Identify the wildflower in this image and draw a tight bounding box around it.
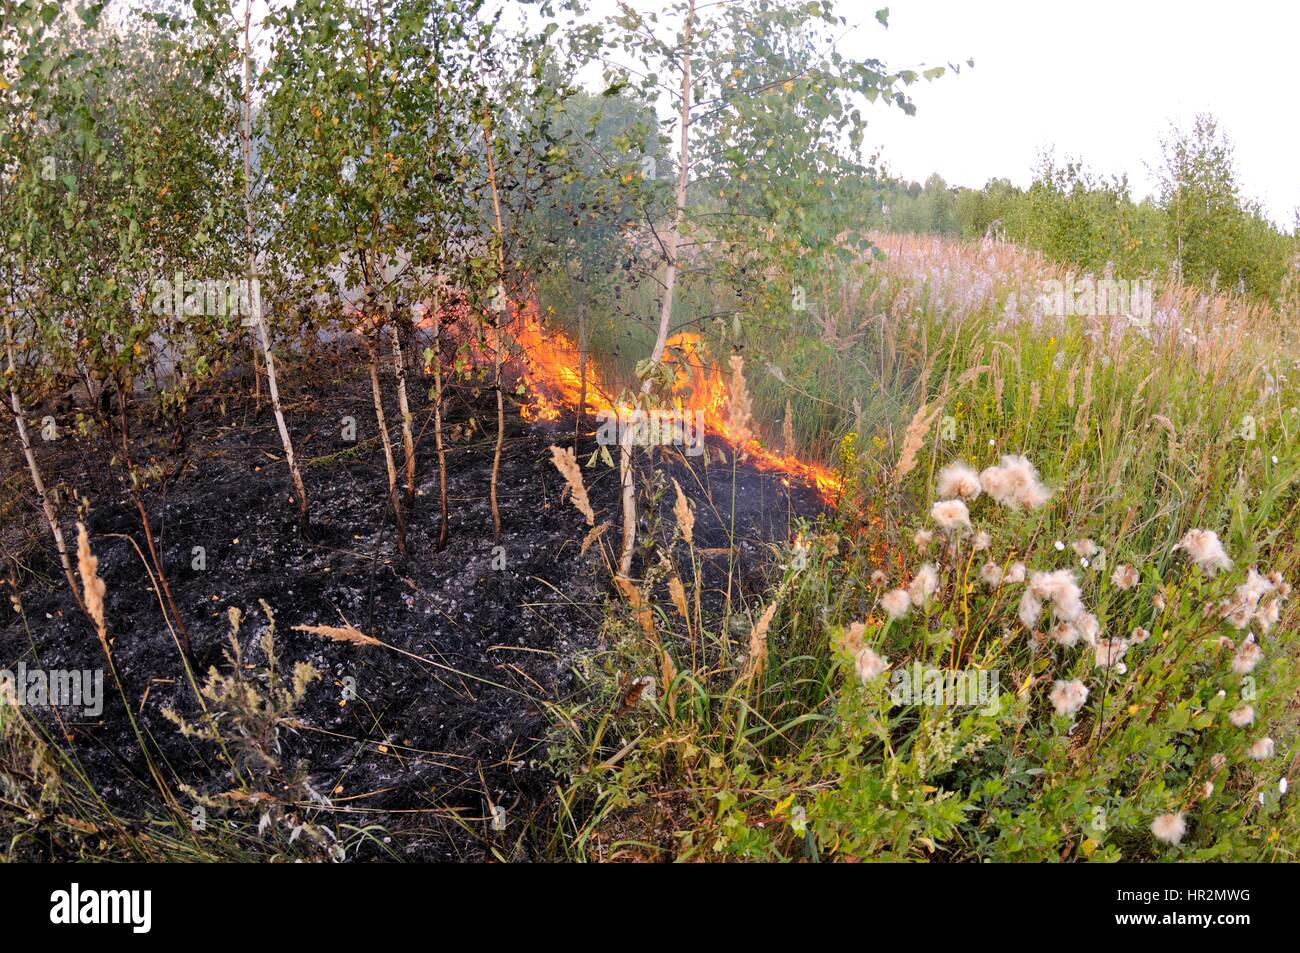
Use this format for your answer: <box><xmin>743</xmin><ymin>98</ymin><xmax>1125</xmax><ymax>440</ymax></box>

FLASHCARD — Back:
<box><xmin>907</xmin><ymin>563</ymin><xmax>938</xmax><ymax>607</ymax></box>
<box><xmin>1028</xmin><ymin>569</ymin><xmax>1085</xmax><ymax>622</ymax></box>
<box><xmin>1202</xmin><ymin>781</ymin><xmax>1214</xmax><ymax>798</ymax></box>
<box><xmin>1111</xmin><ymin>563</ymin><xmax>1139</xmax><ymax>590</ymax></box>
<box><xmin>930</xmin><ymin>499</ymin><xmax>971</xmax><ymax>533</ymax></box>
<box><xmin>1049</xmin><ymin>621</ymin><xmax>1079</xmax><ymax>647</ymax></box>
<box><xmin>1004</xmin><ymin>561</ymin><xmax>1026</xmax><ymax>584</ymax></box>
<box><xmin>1229</xmin><ymin>705</ymin><xmax>1255</xmax><ymax>728</ymax></box>
<box><xmin>1152</xmin><ymin>590</ymin><xmax>1167</xmax><ymax>612</ymax></box>
<box><xmin>1222</xmin><ymin>568</ymin><xmax>1275</xmax><ymax>630</ymax></box>
<box><xmin>1211</xmin><ymin>752</ymin><xmax>1227</xmax><ymax>771</ymax></box>
<box><xmin>1176</xmin><ymin>528</ymin><xmax>1233</xmax><ymax>575</ymax></box>
<box><xmin>1256</xmin><ymin>595</ymin><xmax>1282</xmax><ymax>633</ymax></box>
<box><xmin>1282</xmin><ymin>778</ymin><xmax>1289</xmax><ymax>795</ymax></box>
<box><xmin>979</xmin><ymin>454</ymin><xmax>1052</xmax><ymax>510</ymax></box>
<box><xmin>914</xmin><ymin>529</ymin><xmax>933</xmax><ymax>551</ymax></box>
<box><xmin>1130</xmin><ymin>626</ymin><xmax>1150</xmax><ymax>643</ymax></box>
<box><xmin>881</xmin><ymin>588</ymin><xmax>912</xmax><ymax>621</ymax></box>
<box><xmin>971</xmin><ymin>530</ymin><xmax>991</xmax><ymax>552</ymax></box>
<box><xmin>1249</xmin><ymin>737</ymin><xmax>1275</xmax><ymax>761</ymax></box>
<box><xmin>855</xmin><ymin>646</ymin><xmax>889</xmax><ymax>684</ymax></box>
<box><xmin>1018</xmin><ymin>589</ymin><xmax>1043</xmax><ymax>629</ymax></box>
<box><xmin>1075</xmin><ymin>613</ymin><xmax>1101</xmax><ymax>646</ymax></box>
<box><xmin>870</xmin><ymin>570</ymin><xmax>888</xmax><ymax>588</ymax></box>
<box><xmin>936</xmin><ymin>461</ymin><xmax>981</xmax><ymax>500</ymax></box>
<box><xmin>1231</xmin><ymin>640</ymin><xmax>1262</xmax><ymax>675</ymax></box>
<box><xmin>1071</xmin><ymin>539</ymin><xmax>1098</xmax><ymax>558</ymax></box>
<box><xmin>1150</xmin><ymin>812</ymin><xmax>1187</xmax><ymax>846</ymax></box>
<box><xmin>1054</xmin><ymin>540</ymin><xmax>1065</xmax><ymax>551</ymax></box>
<box><xmin>980</xmin><ymin>561</ymin><xmax>1003</xmax><ymax>587</ymax></box>
<box><xmin>1094</xmin><ymin>638</ymin><xmax>1127</xmax><ymax>669</ymax></box>
<box><xmin>1049</xmin><ymin>679</ymin><xmax>1089</xmax><ymax>717</ymax></box>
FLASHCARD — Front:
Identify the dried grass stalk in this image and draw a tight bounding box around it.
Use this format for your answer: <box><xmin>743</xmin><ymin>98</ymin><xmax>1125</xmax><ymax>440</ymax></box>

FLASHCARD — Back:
<box><xmin>75</xmin><ymin>522</ymin><xmax>107</xmax><ymax>646</ymax></box>
<box><xmin>725</xmin><ymin>355</ymin><xmax>754</xmax><ymax>447</ymax></box>
<box><xmin>671</xmin><ymin>478</ymin><xmax>694</xmax><ymax>546</ymax></box>
<box><xmin>549</xmin><ymin>445</ymin><xmax>595</xmax><ymax>526</ymax></box>
<box><xmin>291</xmin><ymin>623</ymin><xmax>382</xmax><ymax>648</ymax></box>
<box><xmin>894</xmin><ymin>401</ymin><xmax>939</xmax><ymax>484</ymax></box>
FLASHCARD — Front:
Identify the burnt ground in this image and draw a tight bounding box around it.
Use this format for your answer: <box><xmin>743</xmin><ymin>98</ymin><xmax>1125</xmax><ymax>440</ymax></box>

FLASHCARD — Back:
<box><xmin>1</xmin><ymin>339</ymin><xmax>828</xmax><ymax>861</ymax></box>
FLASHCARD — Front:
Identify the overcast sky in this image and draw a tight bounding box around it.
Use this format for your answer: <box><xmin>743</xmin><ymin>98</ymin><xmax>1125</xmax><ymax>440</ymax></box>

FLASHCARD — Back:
<box><xmin>844</xmin><ymin>0</ymin><xmax>1299</xmax><ymax>227</ymax></box>
<box><xmin>567</xmin><ymin>0</ymin><xmax>1299</xmax><ymax>228</ymax></box>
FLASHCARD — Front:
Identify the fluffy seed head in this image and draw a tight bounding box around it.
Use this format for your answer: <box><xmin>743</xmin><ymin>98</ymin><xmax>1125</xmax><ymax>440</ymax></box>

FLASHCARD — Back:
<box><xmin>1049</xmin><ymin>679</ymin><xmax>1088</xmax><ymax>717</ymax></box>
<box><xmin>1229</xmin><ymin>705</ymin><xmax>1255</xmax><ymax>728</ymax></box>
<box><xmin>1150</xmin><ymin>812</ymin><xmax>1187</xmax><ymax>845</ymax></box>
<box><xmin>1111</xmin><ymin>563</ymin><xmax>1139</xmax><ymax>590</ymax></box>
<box><xmin>1249</xmin><ymin>737</ymin><xmax>1275</xmax><ymax>760</ymax></box>
<box><xmin>855</xmin><ymin>646</ymin><xmax>889</xmax><ymax>684</ymax></box>
<box><xmin>930</xmin><ymin>499</ymin><xmax>971</xmax><ymax>533</ymax></box>
<box><xmin>936</xmin><ymin>461</ymin><xmax>982</xmax><ymax>500</ymax></box>
<box><xmin>881</xmin><ymin>588</ymin><xmax>912</xmax><ymax>620</ymax></box>
<box><xmin>1177</xmin><ymin>528</ymin><xmax>1233</xmax><ymax>575</ymax></box>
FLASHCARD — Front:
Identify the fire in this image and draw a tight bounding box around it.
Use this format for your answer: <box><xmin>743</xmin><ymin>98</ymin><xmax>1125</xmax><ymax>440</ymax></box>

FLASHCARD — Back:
<box><xmin>509</xmin><ymin>304</ymin><xmax>843</xmax><ymax>501</ymax></box>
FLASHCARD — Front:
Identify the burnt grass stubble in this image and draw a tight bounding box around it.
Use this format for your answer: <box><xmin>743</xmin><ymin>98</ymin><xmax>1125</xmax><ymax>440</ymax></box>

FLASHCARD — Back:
<box><xmin>2</xmin><ymin>333</ymin><xmax>827</xmax><ymax>860</ymax></box>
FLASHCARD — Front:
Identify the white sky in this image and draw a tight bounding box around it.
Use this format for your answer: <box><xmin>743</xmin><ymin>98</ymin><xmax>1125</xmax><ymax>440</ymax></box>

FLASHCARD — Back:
<box><xmin>572</xmin><ymin>0</ymin><xmax>1299</xmax><ymax>228</ymax></box>
<box><xmin>846</xmin><ymin>0</ymin><xmax>1299</xmax><ymax>228</ymax></box>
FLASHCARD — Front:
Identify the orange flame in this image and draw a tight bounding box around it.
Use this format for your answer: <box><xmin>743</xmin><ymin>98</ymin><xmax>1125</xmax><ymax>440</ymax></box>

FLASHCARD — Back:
<box><xmin>508</xmin><ymin>304</ymin><xmax>843</xmax><ymax>501</ymax></box>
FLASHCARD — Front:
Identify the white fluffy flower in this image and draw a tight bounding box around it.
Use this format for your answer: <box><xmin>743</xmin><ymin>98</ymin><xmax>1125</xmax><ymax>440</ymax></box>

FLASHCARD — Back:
<box><xmin>855</xmin><ymin>646</ymin><xmax>889</xmax><ymax>684</ymax></box>
<box><xmin>1150</xmin><ymin>812</ymin><xmax>1187</xmax><ymax>845</ymax></box>
<box><xmin>979</xmin><ymin>454</ymin><xmax>1052</xmax><ymax>510</ymax></box>
<box><xmin>1231</xmin><ymin>640</ymin><xmax>1262</xmax><ymax>675</ymax></box>
<box><xmin>930</xmin><ymin>499</ymin><xmax>971</xmax><ymax>533</ymax></box>
<box><xmin>1093</xmin><ymin>637</ymin><xmax>1127</xmax><ymax>669</ymax></box>
<box><xmin>1049</xmin><ymin>679</ymin><xmax>1088</xmax><ymax>717</ymax></box>
<box><xmin>1111</xmin><ymin>563</ymin><xmax>1139</xmax><ymax>590</ymax></box>
<box><xmin>1018</xmin><ymin>589</ymin><xmax>1043</xmax><ymax>629</ymax></box>
<box><xmin>907</xmin><ymin>563</ymin><xmax>939</xmax><ymax>607</ymax></box>
<box><xmin>936</xmin><ymin>461</ymin><xmax>982</xmax><ymax>501</ymax></box>
<box><xmin>1249</xmin><ymin>737</ymin><xmax>1275</xmax><ymax>760</ymax></box>
<box><xmin>881</xmin><ymin>588</ymin><xmax>912</xmax><ymax>621</ymax></box>
<box><xmin>1176</xmin><ymin>528</ymin><xmax>1233</xmax><ymax>575</ymax></box>
<box><xmin>1229</xmin><ymin>705</ymin><xmax>1254</xmax><ymax>728</ymax></box>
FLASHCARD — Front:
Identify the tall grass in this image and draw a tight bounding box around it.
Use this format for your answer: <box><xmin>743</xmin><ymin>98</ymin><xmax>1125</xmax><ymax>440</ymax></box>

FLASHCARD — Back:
<box><xmin>550</xmin><ymin>232</ymin><xmax>1300</xmax><ymax>862</ymax></box>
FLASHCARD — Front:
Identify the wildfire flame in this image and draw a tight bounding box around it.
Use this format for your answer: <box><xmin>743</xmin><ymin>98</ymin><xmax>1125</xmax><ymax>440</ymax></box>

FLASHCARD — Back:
<box><xmin>508</xmin><ymin>303</ymin><xmax>843</xmax><ymax>501</ymax></box>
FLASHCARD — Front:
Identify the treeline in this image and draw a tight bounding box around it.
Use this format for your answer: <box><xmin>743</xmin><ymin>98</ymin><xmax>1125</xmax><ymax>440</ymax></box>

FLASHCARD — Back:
<box><xmin>864</xmin><ymin>115</ymin><xmax>1300</xmax><ymax>304</ymax></box>
<box><xmin>4</xmin><ymin>0</ymin><xmax>945</xmax><ymax>608</ymax></box>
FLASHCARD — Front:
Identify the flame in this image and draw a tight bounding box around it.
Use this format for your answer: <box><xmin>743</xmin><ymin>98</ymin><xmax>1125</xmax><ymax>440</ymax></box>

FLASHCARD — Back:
<box><xmin>507</xmin><ymin>303</ymin><xmax>843</xmax><ymax>501</ymax></box>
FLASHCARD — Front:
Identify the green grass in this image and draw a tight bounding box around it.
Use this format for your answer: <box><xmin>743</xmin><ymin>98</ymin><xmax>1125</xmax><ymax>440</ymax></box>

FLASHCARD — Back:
<box><xmin>547</xmin><ymin>232</ymin><xmax>1300</xmax><ymax>862</ymax></box>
